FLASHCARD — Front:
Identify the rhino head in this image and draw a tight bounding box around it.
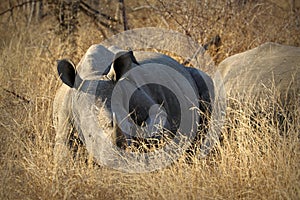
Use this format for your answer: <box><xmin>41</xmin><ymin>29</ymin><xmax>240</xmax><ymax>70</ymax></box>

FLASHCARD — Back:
<box><xmin>57</xmin><ymin>45</ymin><xmax>141</xmax><ymax>148</ymax></box>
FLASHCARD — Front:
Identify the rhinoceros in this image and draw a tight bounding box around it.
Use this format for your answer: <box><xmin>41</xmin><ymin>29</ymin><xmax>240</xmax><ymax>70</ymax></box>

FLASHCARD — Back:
<box><xmin>218</xmin><ymin>42</ymin><xmax>300</xmax><ymax>104</ymax></box>
<box><xmin>53</xmin><ymin>45</ymin><xmax>214</xmax><ymax>169</ymax></box>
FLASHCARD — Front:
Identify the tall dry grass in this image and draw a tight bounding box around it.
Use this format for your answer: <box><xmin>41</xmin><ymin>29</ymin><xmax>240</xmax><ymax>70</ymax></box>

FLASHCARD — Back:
<box><xmin>0</xmin><ymin>0</ymin><xmax>299</xmax><ymax>199</ymax></box>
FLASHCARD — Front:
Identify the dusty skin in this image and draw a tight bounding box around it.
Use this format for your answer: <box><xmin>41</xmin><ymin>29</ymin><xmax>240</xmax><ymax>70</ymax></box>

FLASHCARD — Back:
<box><xmin>53</xmin><ymin>45</ymin><xmax>214</xmax><ymax>172</ymax></box>
<box><xmin>219</xmin><ymin>42</ymin><xmax>300</xmax><ymax>102</ymax></box>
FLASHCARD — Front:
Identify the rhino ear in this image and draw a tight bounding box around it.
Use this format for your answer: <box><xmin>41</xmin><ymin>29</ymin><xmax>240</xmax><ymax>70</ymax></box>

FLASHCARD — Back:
<box><xmin>57</xmin><ymin>59</ymin><xmax>76</xmax><ymax>88</ymax></box>
<box><xmin>107</xmin><ymin>51</ymin><xmax>138</xmax><ymax>82</ymax></box>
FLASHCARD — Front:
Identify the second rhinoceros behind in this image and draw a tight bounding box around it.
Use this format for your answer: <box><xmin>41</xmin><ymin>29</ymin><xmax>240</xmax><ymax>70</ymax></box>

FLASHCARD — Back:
<box><xmin>53</xmin><ymin>45</ymin><xmax>214</xmax><ymax>168</ymax></box>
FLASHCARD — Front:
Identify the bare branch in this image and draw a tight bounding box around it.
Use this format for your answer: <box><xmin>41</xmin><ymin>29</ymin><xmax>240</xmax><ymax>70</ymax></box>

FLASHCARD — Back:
<box><xmin>79</xmin><ymin>4</ymin><xmax>118</xmax><ymax>33</ymax></box>
<box><xmin>154</xmin><ymin>0</ymin><xmax>188</xmax><ymax>34</ymax></box>
<box><xmin>0</xmin><ymin>0</ymin><xmax>40</xmax><ymax>16</ymax></box>
<box><xmin>119</xmin><ymin>0</ymin><xmax>128</xmax><ymax>31</ymax></box>
<box><xmin>2</xmin><ymin>88</ymin><xmax>31</xmax><ymax>104</ymax></box>
<box><xmin>79</xmin><ymin>1</ymin><xmax>117</xmax><ymax>22</ymax></box>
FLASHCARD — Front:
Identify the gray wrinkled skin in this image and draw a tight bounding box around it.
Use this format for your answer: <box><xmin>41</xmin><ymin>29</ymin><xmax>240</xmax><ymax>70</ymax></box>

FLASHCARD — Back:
<box><xmin>218</xmin><ymin>42</ymin><xmax>300</xmax><ymax>103</ymax></box>
<box><xmin>53</xmin><ymin>45</ymin><xmax>214</xmax><ymax>167</ymax></box>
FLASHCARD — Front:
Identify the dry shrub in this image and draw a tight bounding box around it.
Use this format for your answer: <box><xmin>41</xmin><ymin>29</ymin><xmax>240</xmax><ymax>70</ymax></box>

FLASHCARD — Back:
<box><xmin>0</xmin><ymin>1</ymin><xmax>299</xmax><ymax>199</ymax></box>
<box><xmin>137</xmin><ymin>0</ymin><xmax>300</xmax><ymax>64</ymax></box>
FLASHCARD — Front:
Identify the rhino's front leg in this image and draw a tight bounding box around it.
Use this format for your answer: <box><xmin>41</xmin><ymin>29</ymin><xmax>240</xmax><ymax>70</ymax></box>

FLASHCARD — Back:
<box><xmin>53</xmin><ymin>85</ymin><xmax>73</xmax><ymax>166</ymax></box>
<box><xmin>53</xmin><ymin>115</ymin><xmax>73</xmax><ymax>166</ymax></box>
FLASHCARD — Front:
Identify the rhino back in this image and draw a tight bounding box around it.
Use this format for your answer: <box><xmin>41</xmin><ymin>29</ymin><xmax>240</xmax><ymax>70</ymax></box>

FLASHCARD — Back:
<box><xmin>218</xmin><ymin>42</ymin><xmax>300</xmax><ymax>101</ymax></box>
<box><xmin>132</xmin><ymin>51</ymin><xmax>214</xmax><ymax>105</ymax></box>
<box><xmin>134</xmin><ymin>51</ymin><xmax>201</xmax><ymax>88</ymax></box>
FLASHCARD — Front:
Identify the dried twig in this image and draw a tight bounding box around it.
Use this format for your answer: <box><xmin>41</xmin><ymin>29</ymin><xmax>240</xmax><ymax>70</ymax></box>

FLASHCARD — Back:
<box><xmin>2</xmin><ymin>88</ymin><xmax>31</xmax><ymax>104</ymax></box>
<box><xmin>155</xmin><ymin>0</ymin><xmax>188</xmax><ymax>34</ymax></box>
<box><xmin>0</xmin><ymin>0</ymin><xmax>40</xmax><ymax>16</ymax></box>
<box><xmin>79</xmin><ymin>3</ymin><xmax>118</xmax><ymax>34</ymax></box>
<box><xmin>79</xmin><ymin>1</ymin><xmax>117</xmax><ymax>22</ymax></box>
<box><xmin>119</xmin><ymin>0</ymin><xmax>128</xmax><ymax>30</ymax></box>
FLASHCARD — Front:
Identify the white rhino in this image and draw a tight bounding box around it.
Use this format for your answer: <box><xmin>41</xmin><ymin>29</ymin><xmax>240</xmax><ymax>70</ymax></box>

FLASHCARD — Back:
<box><xmin>53</xmin><ymin>45</ymin><xmax>214</xmax><ymax>169</ymax></box>
<box><xmin>218</xmin><ymin>42</ymin><xmax>300</xmax><ymax>104</ymax></box>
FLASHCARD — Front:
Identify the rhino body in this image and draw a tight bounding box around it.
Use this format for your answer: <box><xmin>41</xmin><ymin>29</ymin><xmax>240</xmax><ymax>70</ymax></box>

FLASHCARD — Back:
<box><xmin>53</xmin><ymin>45</ymin><xmax>214</xmax><ymax>166</ymax></box>
<box><xmin>218</xmin><ymin>42</ymin><xmax>300</xmax><ymax>104</ymax></box>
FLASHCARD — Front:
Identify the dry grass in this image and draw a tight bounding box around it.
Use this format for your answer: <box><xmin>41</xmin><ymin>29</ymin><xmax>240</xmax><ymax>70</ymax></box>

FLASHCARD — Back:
<box><xmin>0</xmin><ymin>1</ymin><xmax>299</xmax><ymax>199</ymax></box>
